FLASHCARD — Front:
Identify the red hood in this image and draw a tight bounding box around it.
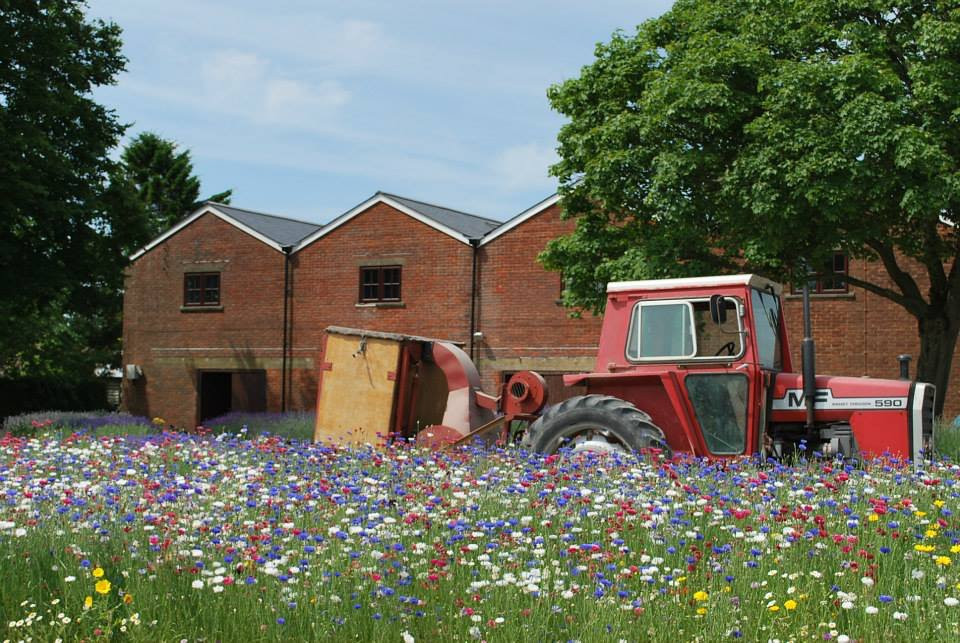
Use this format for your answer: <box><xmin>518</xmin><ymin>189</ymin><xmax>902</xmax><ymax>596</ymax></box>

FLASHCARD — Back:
<box><xmin>772</xmin><ymin>372</ymin><xmax>912</xmax><ymax>413</ymax></box>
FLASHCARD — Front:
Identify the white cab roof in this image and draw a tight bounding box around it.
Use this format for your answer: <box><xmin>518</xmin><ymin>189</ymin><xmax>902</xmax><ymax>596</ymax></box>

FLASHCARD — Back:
<box><xmin>607</xmin><ymin>274</ymin><xmax>783</xmax><ymax>295</ymax></box>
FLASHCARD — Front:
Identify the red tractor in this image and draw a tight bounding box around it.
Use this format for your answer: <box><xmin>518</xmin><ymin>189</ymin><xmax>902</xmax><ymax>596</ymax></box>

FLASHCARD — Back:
<box><xmin>314</xmin><ymin>274</ymin><xmax>935</xmax><ymax>462</ymax></box>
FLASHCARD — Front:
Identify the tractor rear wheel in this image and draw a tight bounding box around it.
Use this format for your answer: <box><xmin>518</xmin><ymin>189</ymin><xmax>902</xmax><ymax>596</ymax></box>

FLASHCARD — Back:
<box><xmin>521</xmin><ymin>394</ymin><xmax>671</xmax><ymax>458</ymax></box>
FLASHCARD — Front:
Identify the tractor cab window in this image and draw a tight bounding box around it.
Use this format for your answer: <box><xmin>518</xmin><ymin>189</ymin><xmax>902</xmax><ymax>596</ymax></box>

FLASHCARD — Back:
<box><xmin>626</xmin><ymin>301</ymin><xmax>696</xmax><ymax>360</ymax></box>
<box><xmin>626</xmin><ymin>298</ymin><xmax>742</xmax><ymax>361</ymax></box>
<box><xmin>686</xmin><ymin>373</ymin><xmax>748</xmax><ymax>454</ymax></box>
<box><xmin>751</xmin><ymin>288</ymin><xmax>783</xmax><ymax>370</ymax></box>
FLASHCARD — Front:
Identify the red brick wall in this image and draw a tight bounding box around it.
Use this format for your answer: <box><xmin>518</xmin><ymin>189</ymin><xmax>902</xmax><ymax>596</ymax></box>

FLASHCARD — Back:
<box><xmin>122</xmin><ymin>213</ymin><xmax>292</xmax><ymax>429</ymax></box>
<box><xmin>475</xmin><ymin>203</ymin><xmax>602</xmax><ymax>393</ymax></box>
<box><xmin>290</xmin><ymin>202</ymin><xmax>476</xmax><ymax>401</ymax></box>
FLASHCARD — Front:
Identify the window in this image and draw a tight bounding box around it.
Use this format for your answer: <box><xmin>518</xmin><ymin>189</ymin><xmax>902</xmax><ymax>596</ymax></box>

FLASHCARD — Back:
<box><xmin>184</xmin><ymin>272</ymin><xmax>220</xmax><ymax>306</ymax></box>
<box><xmin>626</xmin><ymin>301</ymin><xmax>696</xmax><ymax>360</ymax></box>
<box><xmin>792</xmin><ymin>252</ymin><xmax>848</xmax><ymax>294</ymax></box>
<box><xmin>685</xmin><ymin>373</ymin><xmax>748</xmax><ymax>454</ymax></box>
<box><xmin>626</xmin><ymin>298</ymin><xmax>744</xmax><ymax>362</ymax></box>
<box><xmin>359</xmin><ymin>266</ymin><xmax>401</xmax><ymax>302</ymax></box>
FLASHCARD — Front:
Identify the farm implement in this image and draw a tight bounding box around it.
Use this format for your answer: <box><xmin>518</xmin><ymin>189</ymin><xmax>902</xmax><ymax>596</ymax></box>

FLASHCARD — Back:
<box><xmin>313</xmin><ymin>275</ymin><xmax>935</xmax><ymax>461</ymax></box>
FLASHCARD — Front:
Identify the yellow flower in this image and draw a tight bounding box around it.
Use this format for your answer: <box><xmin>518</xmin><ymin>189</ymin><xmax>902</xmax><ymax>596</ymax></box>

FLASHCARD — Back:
<box><xmin>696</xmin><ymin>607</ymin><xmax>707</xmax><ymax>615</ymax></box>
<box><xmin>123</xmin><ymin>593</ymin><xmax>133</xmax><ymax>605</ymax></box>
<box><xmin>693</xmin><ymin>590</ymin><xmax>709</xmax><ymax>602</ymax></box>
<box><xmin>95</xmin><ymin>579</ymin><xmax>111</xmax><ymax>595</ymax></box>
<box><xmin>935</xmin><ymin>500</ymin><xmax>945</xmax><ymax>508</ymax></box>
<box><xmin>785</xmin><ymin>599</ymin><xmax>798</xmax><ymax>610</ymax></box>
<box><xmin>769</xmin><ymin>605</ymin><xmax>780</xmax><ymax>612</ymax></box>
<box><xmin>83</xmin><ymin>596</ymin><xmax>92</xmax><ymax>609</ymax></box>
<box><xmin>951</xmin><ymin>544</ymin><xmax>960</xmax><ymax>554</ymax></box>
<box><xmin>151</xmin><ymin>417</ymin><xmax>166</xmax><ymax>426</ymax></box>
<box><xmin>925</xmin><ymin>529</ymin><xmax>939</xmax><ymax>538</ymax></box>
<box><xmin>915</xmin><ymin>544</ymin><xmax>935</xmax><ymax>553</ymax></box>
<box><xmin>868</xmin><ymin>514</ymin><xmax>879</xmax><ymax>522</ymax></box>
<box><xmin>915</xmin><ymin>510</ymin><xmax>927</xmax><ymax>517</ymax></box>
<box><xmin>92</xmin><ymin>567</ymin><xmax>104</xmax><ymax>578</ymax></box>
<box><xmin>936</xmin><ymin>556</ymin><xmax>952</xmax><ymax>566</ymax></box>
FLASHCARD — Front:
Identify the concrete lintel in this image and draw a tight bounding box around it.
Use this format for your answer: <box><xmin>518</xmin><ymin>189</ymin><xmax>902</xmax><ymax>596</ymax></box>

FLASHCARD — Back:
<box><xmin>151</xmin><ymin>356</ymin><xmax>314</xmax><ymax>370</ymax></box>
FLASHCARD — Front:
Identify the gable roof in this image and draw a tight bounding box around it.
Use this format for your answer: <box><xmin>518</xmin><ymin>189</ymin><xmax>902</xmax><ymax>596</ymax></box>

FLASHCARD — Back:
<box><xmin>211</xmin><ymin>203</ymin><xmax>322</xmax><ymax>247</ymax></box>
<box><xmin>296</xmin><ymin>191</ymin><xmax>501</xmax><ymax>249</ymax></box>
<box><xmin>478</xmin><ymin>193</ymin><xmax>560</xmax><ymax>246</ymax></box>
<box><xmin>128</xmin><ymin>202</ymin><xmax>322</xmax><ymax>261</ymax></box>
<box><xmin>384</xmin><ymin>193</ymin><xmax>501</xmax><ymax>239</ymax></box>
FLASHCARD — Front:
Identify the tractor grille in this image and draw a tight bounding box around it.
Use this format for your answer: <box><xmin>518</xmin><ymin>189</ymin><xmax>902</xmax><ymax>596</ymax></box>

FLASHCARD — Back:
<box><xmin>921</xmin><ymin>383</ymin><xmax>936</xmax><ymax>455</ymax></box>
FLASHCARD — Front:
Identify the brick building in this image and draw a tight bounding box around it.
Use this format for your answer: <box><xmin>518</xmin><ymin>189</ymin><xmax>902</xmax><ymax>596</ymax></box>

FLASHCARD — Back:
<box><xmin>121</xmin><ymin>193</ymin><xmax>959</xmax><ymax>429</ymax></box>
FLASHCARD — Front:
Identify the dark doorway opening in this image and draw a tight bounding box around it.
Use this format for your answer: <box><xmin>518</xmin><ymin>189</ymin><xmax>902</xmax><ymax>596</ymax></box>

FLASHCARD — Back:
<box><xmin>199</xmin><ymin>370</ymin><xmax>266</xmax><ymax>423</ymax></box>
<box><xmin>200</xmin><ymin>372</ymin><xmax>231</xmax><ymax>422</ymax></box>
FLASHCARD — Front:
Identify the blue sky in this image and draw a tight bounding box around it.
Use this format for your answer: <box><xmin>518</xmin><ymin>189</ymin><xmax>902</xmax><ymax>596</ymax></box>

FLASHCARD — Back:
<box><xmin>88</xmin><ymin>1</ymin><xmax>673</xmax><ymax>224</ymax></box>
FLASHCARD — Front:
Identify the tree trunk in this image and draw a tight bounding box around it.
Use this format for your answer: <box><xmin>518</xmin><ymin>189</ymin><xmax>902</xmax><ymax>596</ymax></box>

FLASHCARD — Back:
<box><xmin>915</xmin><ymin>312</ymin><xmax>960</xmax><ymax>419</ymax></box>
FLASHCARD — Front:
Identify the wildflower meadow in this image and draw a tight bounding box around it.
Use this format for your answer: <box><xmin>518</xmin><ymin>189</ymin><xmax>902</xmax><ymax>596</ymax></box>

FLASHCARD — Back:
<box><xmin>2</xmin><ymin>425</ymin><xmax>960</xmax><ymax>642</ymax></box>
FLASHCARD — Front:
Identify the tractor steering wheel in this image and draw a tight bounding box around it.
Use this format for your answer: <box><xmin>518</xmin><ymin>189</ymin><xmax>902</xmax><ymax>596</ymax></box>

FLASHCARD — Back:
<box><xmin>715</xmin><ymin>341</ymin><xmax>736</xmax><ymax>356</ymax></box>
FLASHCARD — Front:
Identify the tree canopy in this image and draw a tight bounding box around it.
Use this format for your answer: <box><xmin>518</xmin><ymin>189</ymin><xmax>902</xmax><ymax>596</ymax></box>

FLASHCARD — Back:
<box><xmin>116</xmin><ymin>132</ymin><xmax>232</xmax><ymax>241</ymax></box>
<box><xmin>543</xmin><ymin>0</ymin><xmax>960</xmax><ymax>413</ymax></box>
<box><xmin>0</xmin><ymin>0</ymin><xmax>126</xmax><ymax>377</ymax></box>
<box><xmin>0</xmin><ymin>4</ymin><xmax>230</xmax><ymax>388</ymax></box>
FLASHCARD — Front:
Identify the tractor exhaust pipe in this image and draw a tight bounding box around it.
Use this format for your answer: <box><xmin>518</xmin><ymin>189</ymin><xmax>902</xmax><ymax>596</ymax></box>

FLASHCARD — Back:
<box><xmin>802</xmin><ymin>283</ymin><xmax>816</xmax><ymax>430</ymax></box>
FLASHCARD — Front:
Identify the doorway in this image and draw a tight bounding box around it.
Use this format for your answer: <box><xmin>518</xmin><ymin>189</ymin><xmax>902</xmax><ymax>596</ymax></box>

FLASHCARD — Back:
<box><xmin>199</xmin><ymin>370</ymin><xmax>266</xmax><ymax>422</ymax></box>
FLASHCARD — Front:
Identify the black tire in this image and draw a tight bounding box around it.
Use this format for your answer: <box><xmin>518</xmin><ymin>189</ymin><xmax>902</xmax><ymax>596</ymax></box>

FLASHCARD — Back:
<box><xmin>521</xmin><ymin>394</ymin><xmax>672</xmax><ymax>458</ymax></box>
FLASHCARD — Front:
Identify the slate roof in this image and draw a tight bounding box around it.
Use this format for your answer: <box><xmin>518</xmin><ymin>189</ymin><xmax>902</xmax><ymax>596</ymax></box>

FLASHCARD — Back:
<box><xmin>207</xmin><ymin>202</ymin><xmax>322</xmax><ymax>247</ymax></box>
<box><xmin>130</xmin><ymin>190</ymin><xmax>549</xmax><ymax>261</ymax></box>
<box><xmin>378</xmin><ymin>193</ymin><xmax>501</xmax><ymax>240</ymax></box>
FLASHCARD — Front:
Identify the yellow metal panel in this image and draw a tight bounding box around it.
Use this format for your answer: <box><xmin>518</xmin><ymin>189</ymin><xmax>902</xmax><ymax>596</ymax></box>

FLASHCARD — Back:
<box><xmin>314</xmin><ymin>334</ymin><xmax>400</xmax><ymax>444</ymax></box>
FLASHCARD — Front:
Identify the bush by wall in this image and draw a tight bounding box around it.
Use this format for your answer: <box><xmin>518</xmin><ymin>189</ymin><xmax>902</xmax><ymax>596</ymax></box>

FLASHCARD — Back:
<box><xmin>0</xmin><ymin>376</ymin><xmax>107</xmax><ymax>427</ymax></box>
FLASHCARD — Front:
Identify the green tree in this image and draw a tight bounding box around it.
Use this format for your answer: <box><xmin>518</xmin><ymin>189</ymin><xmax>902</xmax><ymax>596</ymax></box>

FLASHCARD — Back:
<box><xmin>117</xmin><ymin>131</ymin><xmax>232</xmax><ymax>241</ymax></box>
<box><xmin>544</xmin><ymin>0</ymin><xmax>960</xmax><ymax>415</ymax></box>
<box><xmin>0</xmin><ymin>0</ymin><xmax>126</xmax><ymax>377</ymax></box>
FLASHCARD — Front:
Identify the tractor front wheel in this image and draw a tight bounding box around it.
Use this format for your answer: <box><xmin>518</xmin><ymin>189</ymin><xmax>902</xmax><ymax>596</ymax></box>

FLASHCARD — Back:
<box><xmin>521</xmin><ymin>394</ymin><xmax>671</xmax><ymax>458</ymax></box>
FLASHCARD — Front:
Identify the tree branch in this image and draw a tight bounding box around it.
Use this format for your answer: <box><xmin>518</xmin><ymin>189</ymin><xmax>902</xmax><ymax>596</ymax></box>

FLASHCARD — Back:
<box><xmin>864</xmin><ymin>238</ymin><xmax>925</xmax><ymax>297</ymax></box>
<box><xmin>840</xmin><ymin>273</ymin><xmax>924</xmax><ymax>315</ymax></box>
<box><xmin>859</xmin><ymin>239</ymin><xmax>928</xmax><ymax>316</ymax></box>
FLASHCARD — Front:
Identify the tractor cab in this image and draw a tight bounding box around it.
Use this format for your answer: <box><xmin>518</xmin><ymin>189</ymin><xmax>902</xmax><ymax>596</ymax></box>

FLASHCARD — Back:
<box><xmin>562</xmin><ymin>274</ymin><xmax>785</xmax><ymax>457</ymax></box>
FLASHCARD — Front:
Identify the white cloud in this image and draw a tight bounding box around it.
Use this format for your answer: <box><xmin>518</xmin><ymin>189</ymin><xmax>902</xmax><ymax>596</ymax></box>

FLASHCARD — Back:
<box><xmin>492</xmin><ymin>143</ymin><xmax>558</xmax><ymax>191</ymax></box>
<box><xmin>189</xmin><ymin>49</ymin><xmax>352</xmax><ymax>126</ymax></box>
<box><xmin>264</xmin><ymin>79</ymin><xmax>350</xmax><ymax>121</ymax></box>
<box><xmin>201</xmin><ymin>51</ymin><xmax>267</xmax><ymax>101</ymax></box>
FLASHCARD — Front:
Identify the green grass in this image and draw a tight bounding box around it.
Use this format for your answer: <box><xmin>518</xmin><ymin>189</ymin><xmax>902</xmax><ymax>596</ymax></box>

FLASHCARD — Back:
<box><xmin>935</xmin><ymin>419</ymin><xmax>960</xmax><ymax>460</ymax></box>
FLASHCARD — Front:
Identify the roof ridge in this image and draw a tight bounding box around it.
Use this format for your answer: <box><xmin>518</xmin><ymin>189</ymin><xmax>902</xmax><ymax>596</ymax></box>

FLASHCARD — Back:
<box><xmin>378</xmin><ymin>192</ymin><xmax>501</xmax><ymax>224</ymax></box>
<box><xmin>207</xmin><ymin>201</ymin><xmax>323</xmax><ymax>228</ymax></box>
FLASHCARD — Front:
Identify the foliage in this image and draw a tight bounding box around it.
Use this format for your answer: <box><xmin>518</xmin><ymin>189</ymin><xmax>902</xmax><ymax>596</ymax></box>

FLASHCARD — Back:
<box><xmin>1</xmin><ymin>434</ymin><xmax>959</xmax><ymax>641</ymax></box>
<box><xmin>201</xmin><ymin>410</ymin><xmax>314</xmax><ymax>441</ymax></box>
<box><xmin>0</xmin><ymin>0</ymin><xmax>127</xmax><ymax>378</ymax></box>
<box><xmin>0</xmin><ymin>376</ymin><xmax>108</xmax><ymax>422</ymax></box>
<box><xmin>545</xmin><ymin>0</ymin><xmax>960</xmax><ymax>413</ymax></box>
<box><xmin>114</xmin><ymin>131</ymin><xmax>233</xmax><ymax>242</ymax></box>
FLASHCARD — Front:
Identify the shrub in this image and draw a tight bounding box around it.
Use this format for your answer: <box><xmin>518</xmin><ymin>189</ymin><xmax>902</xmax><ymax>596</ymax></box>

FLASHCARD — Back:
<box><xmin>1</xmin><ymin>410</ymin><xmax>151</xmax><ymax>437</ymax></box>
<box><xmin>200</xmin><ymin>411</ymin><xmax>314</xmax><ymax>441</ymax></box>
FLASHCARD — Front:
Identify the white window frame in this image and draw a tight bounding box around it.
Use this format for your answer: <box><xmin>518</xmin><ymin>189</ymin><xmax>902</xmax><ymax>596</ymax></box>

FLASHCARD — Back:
<box><xmin>625</xmin><ymin>297</ymin><xmax>745</xmax><ymax>363</ymax></box>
